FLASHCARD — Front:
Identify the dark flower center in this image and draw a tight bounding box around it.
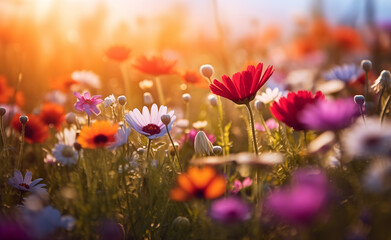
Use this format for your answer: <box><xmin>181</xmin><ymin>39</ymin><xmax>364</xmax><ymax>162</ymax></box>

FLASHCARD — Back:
<box><xmin>142</xmin><ymin>124</ymin><xmax>161</xmax><ymax>135</ymax></box>
<box><xmin>364</xmin><ymin>135</ymin><xmax>381</xmax><ymax>147</ymax></box>
<box><xmin>61</xmin><ymin>146</ymin><xmax>75</xmax><ymax>158</ymax></box>
<box><xmin>19</xmin><ymin>183</ymin><xmax>30</xmax><ymax>189</ymax></box>
<box><xmin>94</xmin><ymin>134</ymin><xmax>109</xmax><ymax>144</ymax></box>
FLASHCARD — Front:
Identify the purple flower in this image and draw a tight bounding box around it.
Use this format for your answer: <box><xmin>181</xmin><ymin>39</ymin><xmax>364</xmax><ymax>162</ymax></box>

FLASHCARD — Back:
<box><xmin>230</xmin><ymin>177</ymin><xmax>253</xmax><ymax>194</ymax></box>
<box><xmin>73</xmin><ymin>91</ymin><xmax>103</xmax><ymax>116</ymax></box>
<box><xmin>0</xmin><ymin>220</ymin><xmax>32</xmax><ymax>240</ymax></box>
<box><xmin>323</xmin><ymin>64</ymin><xmax>363</xmax><ymax>83</ymax></box>
<box><xmin>264</xmin><ymin>168</ymin><xmax>330</xmax><ymax>225</ymax></box>
<box><xmin>299</xmin><ymin>98</ymin><xmax>360</xmax><ymax>131</ymax></box>
<box><xmin>180</xmin><ymin>128</ymin><xmax>216</xmax><ymax>146</ymax></box>
<box><xmin>209</xmin><ymin>197</ymin><xmax>252</xmax><ymax>224</ymax></box>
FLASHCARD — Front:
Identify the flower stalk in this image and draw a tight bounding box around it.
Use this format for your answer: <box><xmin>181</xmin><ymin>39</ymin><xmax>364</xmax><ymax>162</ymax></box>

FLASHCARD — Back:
<box><xmin>245</xmin><ymin>103</ymin><xmax>259</xmax><ymax>155</ymax></box>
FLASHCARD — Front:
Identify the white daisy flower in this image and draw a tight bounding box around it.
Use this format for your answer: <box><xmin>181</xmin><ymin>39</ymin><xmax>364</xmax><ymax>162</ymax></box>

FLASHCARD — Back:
<box><xmin>256</xmin><ymin>87</ymin><xmax>282</xmax><ymax>105</ymax></box>
<box><xmin>104</xmin><ymin>94</ymin><xmax>116</xmax><ymax>108</ymax></box>
<box><xmin>71</xmin><ymin>70</ymin><xmax>101</xmax><ymax>89</ymax></box>
<box><xmin>8</xmin><ymin>170</ymin><xmax>46</xmax><ymax>192</ymax></box>
<box><xmin>107</xmin><ymin>126</ymin><xmax>131</xmax><ymax>150</ymax></box>
<box><xmin>52</xmin><ymin>144</ymin><xmax>78</xmax><ymax>166</ymax></box>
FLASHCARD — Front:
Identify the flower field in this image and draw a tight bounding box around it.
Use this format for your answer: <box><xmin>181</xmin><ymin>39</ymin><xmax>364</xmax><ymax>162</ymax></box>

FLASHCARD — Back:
<box><xmin>1</xmin><ymin>0</ymin><xmax>391</xmax><ymax>239</ymax></box>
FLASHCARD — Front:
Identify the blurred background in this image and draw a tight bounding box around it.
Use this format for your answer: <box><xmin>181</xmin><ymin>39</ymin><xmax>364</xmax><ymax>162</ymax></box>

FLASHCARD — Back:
<box><xmin>1</xmin><ymin>0</ymin><xmax>391</xmax><ymax>111</ymax></box>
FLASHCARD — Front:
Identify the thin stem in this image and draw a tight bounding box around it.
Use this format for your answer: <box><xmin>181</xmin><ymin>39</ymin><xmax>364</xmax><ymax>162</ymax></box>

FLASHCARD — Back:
<box><xmin>165</xmin><ymin>125</ymin><xmax>182</xmax><ymax>172</ymax></box>
<box><xmin>380</xmin><ymin>95</ymin><xmax>391</xmax><ymax>125</ymax></box>
<box><xmin>258</xmin><ymin>111</ymin><xmax>271</xmax><ymax>136</ymax></box>
<box><xmin>0</xmin><ymin>115</ymin><xmax>7</xmax><ymax>155</ymax></box>
<box><xmin>146</xmin><ymin>139</ymin><xmax>152</xmax><ymax>163</ymax></box>
<box><xmin>377</xmin><ymin>88</ymin><xmax>384</xmax><ymax>114</ymax></box>
<box><xmin>359</xmin><ymin>105</ymin><xmax>366</xmax><ymax>125</ymax></box>
<box><xmin>216</xmin><ymin>96</ymin><xmax>229</xmax><ymax>155</ymax></box>
<box><xmin>155</xmin><ymin>76</ymin><xmax>165</xmax><ymax>105</ymax></box>
<box><xmin>17</xmin><ymin>123</ymin><xmax>26</xmax><ymax>170</ymax></box>
<box><xmin>245</xmin><ymin>103</ymin><xmax>259</xmax><ymax>155</ymax></box>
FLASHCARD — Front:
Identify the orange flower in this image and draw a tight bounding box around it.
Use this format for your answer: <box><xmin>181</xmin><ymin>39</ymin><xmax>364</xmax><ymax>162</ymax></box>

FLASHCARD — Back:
<box><xmin>11</xmin><ymin>114</ymin><xmax>49</xmax><ymax>144</ymax></box>
<box><xmin>179</xmin><ymin>70</ymin><xmax>208</xmax><ymax>88</ymax></box>
<box><xmin>105</xmin><ymin>45</ymin><xmax>131</xmax><ymax>62</ymax></box>
<box><xmin>133</xmin><ymin>55</ymin><xmax>177</xmax><ymax>76</ymax></box>
<box><xmin>332</xmin><ymin>26</ymin><xmax>363</xmax><ymax>51</ymax></box>
<box><xmin>0</xmin><ymin>75</ymin><xmax>14</xmax><ymax>103</ymax></box>
<box><xmin>170</xmin><ymin>166</ymin><xmax>226</xmax><ymax>201</ymax></box>
<box><xmin>49</xmin><ymin>75</ymin><xmax>78</xmax><ymax>93</ymax></box>
<box><xmin>39</xmin><ymin>103</ymin><xmax>65</xmax><ymax>130</ymax></box>
<box><xmin>77</xmin><ymin>121</ymin><xmax>118</xmax><ymax>149</ymax></box>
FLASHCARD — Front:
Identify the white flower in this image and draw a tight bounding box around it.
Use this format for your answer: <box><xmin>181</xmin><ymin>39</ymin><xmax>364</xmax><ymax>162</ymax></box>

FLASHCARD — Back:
<box><xmin>125</xmin><ymin>104</ymin><xmax>176</xmax><ymax>140</ymax></box>
<box><xmin>8</xmin><ymin>170</ymin><xmax>46</xmax><ymax>192</ymax></box>
<box><xmin>371</xmin><ymin>70</ymin><xmax>391</xmax><ymax>94</ymax></box>
<box><xmin>107</xmin><ymin>126</ymin><xmax>131</xmax><ymax>150</ymax></box>
<box><xmin>71</xmin><ymin>70</ymin><xmax>101</xmax><ymax>89</ymax></box>
<box><xmin>104</xmin><ymin>94</ymin><xmax>116</xmax><ymax>108</ymax></box>
<box><xmin>192</xmin><ymin>120</ymin><xmax>207</xmax><ymax>129</ymax></box>
<box><xmin>45</xmin><ymin>90</ymin><xmax>67</xmax><ymax>105</ymax></box>
<box><xmin>56</xmin><ymin>127</ymin><xmax>77</xmax><ymax>145</ymax></box>
<box><xmin>343</xmin><ymin>118</ymin><xmax>391</xmax><ymax>159</ymax></box>
<box><xmin>256</xmin><ymin>87</ymin><xmax>282</xmax><ymax>105</ymax></box>
<box><xmin>52</xmin><ymin>144</ymin><xmax>78</xmax><ymax>166</ymax></box>
<box><xmin>194</xmin><ymin>131</ymin><xmax>214</xmax><ymax>156</ymax></box>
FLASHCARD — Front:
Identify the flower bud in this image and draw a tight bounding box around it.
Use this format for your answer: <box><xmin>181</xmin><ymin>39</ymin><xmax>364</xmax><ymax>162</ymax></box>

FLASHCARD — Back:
<box><xmin>0</xmin><ymin>107</ymin><xmax>6</xmax><ymax>116</ymax></box>
<box><xmin>172</xmin><ymin>216</ymin><xmax>191</xmax><ymax>232</ymax></box>
<box><xmin>372</xmin><ymin>70</ymin><xmax>391</xmax><ymax>93</ymax></box>
<box><xmin>19</xmin><ymin>115</ymin><xmax>28</xmax><ymax>124</ymax></box>
<box><xmin>65</xmin><ymin>112</ymin><xmax>77</xmax><ymax>125</ymax></box>
<box><xmin>104</xmin><ymin>94</ymin><xmax>116</xmax><ymax>108</ymax></box>
<box><xmin>161</xmin><ymin>114</ymin><xmax>171</xmax><ymax>125</ymax></box>
<box><xmin>208</xmin><ymin>94</ymin><xmax>217</xmax><ymax>107</ymax></box>
<box><xmin>254</xmin><ymin>100</ymin><xmax>264</xmax><ymax>111</ymax></box>
<box><xmin>143</xmin><ymin>92</ymin><xmax>153</xmax><ymax>105</ymax></box>
<box><xmin>73</xmin><ymin>142</ymin><xmax>82</xmax><ymax>152</ymax></box>
<box><xmin>361</xmin><ymin>60</ymin><xmax>372</xmax><ymax>72</ymax></box>
<box><xmin>194</xmin><ymin>131</ymin><xmax>214</xmax><ymax>156</ymax></box>
<box><xmin>182</xmin><ymin>93</ymin><xmax>191</xmax><ymax>102</ymax></box>
<box><xmin>117</xmin><ymin>95</ymin><xmax>127</xmax><ymax>106</ymax></box>
<box><xmin>354</xmin><ymin>95</ymin><xmax>365</xmax><ymax>106</ymax></box>
<box><xmin>213</xmin><ymin>146</ymin><xmax>223</xmax><ymax>155</ymax></box>
<box><xmin>200</xmin><ymin>64</ymin><xmax>214</xmax><ymax>79</ymax></box>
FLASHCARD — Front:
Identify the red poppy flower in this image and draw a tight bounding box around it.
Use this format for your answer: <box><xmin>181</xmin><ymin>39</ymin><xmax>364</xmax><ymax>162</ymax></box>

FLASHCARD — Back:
<box><xmin>39</xmin><ymin>103</ymin><xmax>65</xmax><ymax>130</ymax></box>
<box><xmin>179</xmin><ymin>70</ymin><xmax>208</xmax><ymax>88</ymax></box>
<box><xmin>133</xmin><ymin>55</ymin><xmax>177</xmax><ymax>76</ymax></box>
<box><xmin>270</xmin><ymin>90</ymin><xmax>325</xmax><ymax>131</ymax></box>
<box><xmin>170</xmin><ymin>166</ymin><xmax>226</xmax><ymax>201</ymax></box>
<box><xmin>209</xmin><ymin>62</ymin><xmax>274</xmax><ymax>105</ymax></box>
<box><xmin>105</xmin><ymin>45</ymin><xmax>131</xmax><ymax>62</ymax></box>
<box><xmin>11</xmin><ymin>114</ymin><xmax>49</xmax><ymax>144</ymax></box>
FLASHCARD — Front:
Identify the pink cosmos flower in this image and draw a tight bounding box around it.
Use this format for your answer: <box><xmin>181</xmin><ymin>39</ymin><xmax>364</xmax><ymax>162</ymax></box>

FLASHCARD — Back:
<box><xmin>73</xmin><ymin>91</ymin><xmax>103</xmax><ymax>116</ymax></box>
<box><xmin>8</xmin><ymin>170</ymin><xmax>46</xmax><ymax>192</ymax></box>
<box><xmin>125</xmin><ymin>104</ymin><xmax>176</xmax><ymax>140</ymax></box>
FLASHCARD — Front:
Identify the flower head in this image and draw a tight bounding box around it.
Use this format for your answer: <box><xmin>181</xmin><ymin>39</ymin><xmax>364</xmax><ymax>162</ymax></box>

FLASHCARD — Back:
<box><xmin>107</xmin><ymin>126</ymin><xmax>131</xmax><ymax>150</ymax></box>
<box><xmin>104</xmin><ymin>94</ymin><xmax>116</xmax><ymax>108</ymax></box>
<box><xmin>49</xmin><ymin>75</ymin><xmax>78</xmax><ymax>93</ymax></box>
<box><xmin>323</xmin><ymin>64</ymin><xmax>363</xmax><ymax>83</ymax></box>
<box><xmin>73</xmin><ymin>91</ymin><xmax>103</xmax><ymax>116</ymax></box>
<box><xmin>299</xmin><ymin>98</ymin><xmax>360</xmax><ymax>131</ymax></box>
<box><xmin>0</xmin><ymin>75</ymin><xmax>25</xmax><ymax>107</ymax></box>
<box><xmin>39</xmin><ymin>103</ymin><xmax>65</xmax><ymax>130</ymax></box>
<box><xmin>71</xmin><ymin>70</ymin><xmax>101</xmax><ymax>89</ymax></box>
<box><xmin>209</xmin><ymin>197</ymin><xmax>252</xmax><ymax>224</ymax></box>
<box><xmin>179</xmin><ymin>70</ymin><xmax>208</xmax><ymax>88</ymax></box>
<box><xmin>194</xmin><ymin>131</ymin><xmax>214</xmax><ymax>156</ymax></box>
<box><xmin>11</xmin><ymin>114</ymin><xmax>49</xmax><ymax>144</ymax></box>
<box><xmin>256</xmin><ymin>87</ymin><xmax>282</xmax><ymax>105</ymax></box>
<box><xmin>170</xmin><ymin>166</ymin><xmax>226</xmax><ymax>201</ymax></box>
<box><xmin>372</xmin><ymin>70</ymin><xmax>391</xmax><ymax>94</ymax></box>
<box><xmin>52</xmin><ymin>144</ymin><xmax>78</xmax><ymax>165</ymax></box>
<box><xmin>230</xmin><ymin>177</ymin><xmax>253</xmax><ymax>194</ymax></box>
<box><xmin>270</xmin><ymin>90</ymin><xmax>325</xmax><ymax>131</ymax></box>
<box><xmin>180</xmin><ymin>128</ymin><xmax>216</xmax><ymax>147</ymax></box>
<box><xmin>255</xmin><ymin>118</ymin><xmax>279</xmax><ymax>132</ymax></box>
<box><xmin>77</xmin><ymin>121</ymin><xmax>118</xmax><ymax>149</ymax></box>
<box><xmin>8</xmin><ymin>170</ymin><xmax>46</xmax><ymax>192</ymax></box>
<box><xmin>105</xmin><ymin>45</ymin><xmax>131</xmax><ymax>62</ymax></box>
<box><xmin>209</xmin><ymin>62</ymin><xmax>274</xmax><ymax>104</ymax></box>
<box><xmin>133</xmin><ymin>55</ymin><xmax>177</xmax><ymax>76</ymax></box>
<box><xmin>125</xmin><ymin>104</ymin><xmax>176</xmax><ymax>140</ymax></box>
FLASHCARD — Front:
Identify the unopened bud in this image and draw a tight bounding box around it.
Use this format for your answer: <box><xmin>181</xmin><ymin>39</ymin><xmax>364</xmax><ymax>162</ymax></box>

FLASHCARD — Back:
<box><xmin>208</xmin><ymin>94</ymin><xmax>217</xmax><ymax>107</ymax></box>
<box><xmin>172</xmin><ymin>216</ymin><xmax>191</xmax><ymax>232</ymax></box>
<box><xmin>361</xmin><ymin>60</ymin><xmax>372</xmax><ymax>72</ymax></box>
<box><xmin>104</xmin><ymin>94</ymin><xmax>116</xmax><ymax>108</ymax></box>
<box><xmin>354</xmin><ymin>95</ymin><xmax>365</xmax><ymax>106</ymax></box>
<box><xmin>254</xmin><ymin>100</ymin><xmax>264</xmax><ymax>111</ymax></box>
<box><xmin>73</xmin><ymin>142</ymin><xmax>82</xmax><ymax>151</ymax></box>
<box><xmin>161</xmin><ymin>114</ymin><xmax>171</xmax><ymax>125</ymax></box>
<box><xmin>213</xmin><ymin>146</ymin><xmax>223</xmax><ymax>155</ymax></box>
<box><xmin>194</xmin><ymin>131</ymin><xmax>214</xmax><ymax>156</ymax></box>
<box><xmin>117</xmin><ymin>95</ymin><xmax>127</xmax><ymax>106</ymax></box>
<box><xmin>19</xmin><ymin>115</ymin><xmax>28</xmax><ymax>124</ymax></box>
<box><xmin>0</xmin><ymin>107</ymin><xmax>6</xmax><ymax>116</ymax></box>
<box><xmin>182</xmin><ymin>93</ymin><xmax>191</xmax><ymax>102</ymax></box>
<box><xmin>143</xmin><ymin>92</ymin><xmax>153</xmax><ymax>105</ymax></box>
<box><xmin>200</xmin><ymin>64</ymin><xmax>214</xmax><ymax>79</ymax></box>
<box><xmin>65</xmin><ymin>112</ymin><xmax>77</xmax><ymax>125</ymax></box>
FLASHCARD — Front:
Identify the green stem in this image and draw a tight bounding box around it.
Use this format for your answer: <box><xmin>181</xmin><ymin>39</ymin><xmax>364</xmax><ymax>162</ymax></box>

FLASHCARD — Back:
<box><xmin>87</xmin><ymin>115</ymin><xmax>91</xmax><ymax>127</ymax></box>
<box><xmin>258</xmin><ymin>111</ymin><xmax>271</xmax><ymax>136</ymax></box>
<box><xmin>17</xmin><ymin>123</ymin><xmax>26</xmax><ymax>170</ymax></box>
<box><xmin>155</xmin><ymin>76</ymin><xmax>165</xmax><ymax>105</ymax></box>
<box><xmin>166</xmin><ymin>125</ymin><xmax>182</xmax><ymax>172</ymax></box>
<box><xmin>216</xmin><ymin>96</ymin><xmax>229</xmax><ymax>155</ymax></box>
<box><xmin>380</xmin><ymin>95</ymin><xmax>391</xmax><ymax>125</ymax></box>
<box><xmin>245</xmin><ymin>103</ymin><xmax>259</xmax><ymax>155</ymax></box>
<box><xmin>146</xmin><ymin>138</ymin><xmax>152</xmax><ymax>163</ymax></box>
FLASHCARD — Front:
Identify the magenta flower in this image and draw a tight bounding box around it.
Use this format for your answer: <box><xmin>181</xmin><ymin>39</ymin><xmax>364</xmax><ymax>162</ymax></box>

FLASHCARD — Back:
<box><xmin>255</xmin><ymin>119</ymin><xmax>279</xmax><ymax>132</ymax></box>
<box><xmin>299</xmin><ymin>98</ymin><xmax>360</xmax><ymax>131</ymax></box>
<box><xmin>230</xmin><ymin>177</ymin><xmax>253</xmax><ymax>194</ymax></box>
<box><xmin>180</xmin><ymin>128</ymin><xmax>216</xmax><ymax>147</ymax></box>
<box><xmin>73</xmin><ymin>91</ymin><xmax>103</xmax><ymax>116</ymax></box>
<box><xmin>209</xmin><ymin>197</ymin><xmax>252</xmax><ymax>224</ymax></box>
<box><xmin>264</xmin><ymin>168</ymin><xmax>330</xmax><ymax>225</ymax></box>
